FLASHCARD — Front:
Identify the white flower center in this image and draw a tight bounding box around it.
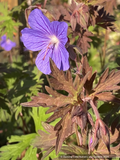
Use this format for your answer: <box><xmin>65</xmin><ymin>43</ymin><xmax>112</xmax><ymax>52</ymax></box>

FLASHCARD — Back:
<box><xmin>51</xmin><ymin>35</ymin><xmax>59</xmax><ymax>45</ymax></box>
<box><xmin>43</xmin><ymin>35</ymin><xmax>59</xmax><ymax>60</ymax></box>
<box><xmin>6</xmin><ymin>39</ymin><xmax>11</xmax><ymax>44</ymax></box>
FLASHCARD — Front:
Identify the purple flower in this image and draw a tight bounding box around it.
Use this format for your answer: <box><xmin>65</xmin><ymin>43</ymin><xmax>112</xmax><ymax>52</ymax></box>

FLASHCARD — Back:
<box><xmin>0</xmin><ymin>35</ymin><xmax>16</xmax><ymax>51</ymax></box>
<box><xmin>21</xmin><ymin>9</ymin><xmax>69</xmax><ymax>74</ymax></box>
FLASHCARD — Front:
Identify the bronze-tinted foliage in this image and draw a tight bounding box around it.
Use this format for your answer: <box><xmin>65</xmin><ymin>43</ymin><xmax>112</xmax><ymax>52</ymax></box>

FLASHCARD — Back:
<box><xmin>21</xmin><ymin>56</ymin><xmax>120</xmax><ymax>155</ymax></box>
<box><xmin>76</xmin><ymin>29</ymin><xmax>93</xmax><ymax>54</ymax></box>
<box><xmin>47</xmin><ymin>0</ymin><xmax>116</xmax><ymax>54</ymax></box>
<box><xmin>21</xmin><ymin>59</ymin><xmax>90</xmax><ymax>154</ymax></box>
<box><xmin>70</xmin><ymin>1</ymin><xmax>89</xmax><ymax>30</ymax></box>
<box><xmin>32</xmin><ymin>122</ymin><xmax>56</xmax><ymax>160</ymax></box>
<box><xmin>95</xmin><ymin>129</ymin><xmax>120</xmax><ymax>157</ymax></box>
<box><xmin>81</xmin><ymin>55</ymin><xmax>120</xmax><ymax>104</ymax></box>
<box><xmin>60</xmin><ymin>129</ymin><xmax>120</xmax><ymax>157</ymax></box>
<box><xmin>91</xmin><ymin>68</ymin><xmax>120</xmax><ymax>102</ymax></box>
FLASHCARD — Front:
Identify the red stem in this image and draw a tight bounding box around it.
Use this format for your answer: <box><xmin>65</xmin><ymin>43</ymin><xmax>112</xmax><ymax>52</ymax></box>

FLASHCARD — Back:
<box><xmin>89</xmin><ymin>100</ymin><xmax>100</xmax><ymax>119</ymax></box>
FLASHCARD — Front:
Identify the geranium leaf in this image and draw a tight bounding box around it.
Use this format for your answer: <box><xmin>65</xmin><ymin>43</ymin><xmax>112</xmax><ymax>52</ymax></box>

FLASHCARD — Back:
<box><xmin>32</xmin><ymin>123</ymin><xmax>57</xmax><ymax>150</ymax></box>
<box><xmin>61</xmin><ymin>144</ymin><xmax>88</xmax><ymax>155</ymax></box>
<box><xmin>21</xmin><ymin>92</ymin><xmax>74</xmax><ymax>108</ymax></box>
<box><xmin>77</xmin><ymin>29</ymin><xmax>93</xmax><ymax>54</ymax></box>
<box><xmin>49</xmin><ymin>58</ymin><xmax>76</xmax><ymax>96</ymax></box>
<box><xmin>55</xmin><ymin>112</ymin><xmax>75</xmax><ymax>154</ymax></box>
<box><xmin>91</xmin><ymin>69</ymin><xmax>120</xmax><ymax>97</ymax></box>
<box><xmin>103</xmin><ymin>0</ymin><xmax>117</xmax><ymax>14</ymax></box>
<box><xmin>95</xmin><ymin>92</ymin><xmax>120</xmax><ymax>104</ymax></box>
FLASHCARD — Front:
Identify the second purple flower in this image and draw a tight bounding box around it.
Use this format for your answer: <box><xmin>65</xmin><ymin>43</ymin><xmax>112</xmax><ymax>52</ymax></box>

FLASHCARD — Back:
<box><xmin>21</xmin><ymin>9</ymin><xmax>70</xmax><ymax>74</ymax></box>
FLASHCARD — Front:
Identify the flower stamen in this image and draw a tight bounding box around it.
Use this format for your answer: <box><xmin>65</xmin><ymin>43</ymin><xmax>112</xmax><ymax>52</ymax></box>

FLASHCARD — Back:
<box><xmin>43</xmin><ymin>42</ymin><xmax>52</xmax><ymax>60</ymax></box>
<box><xmin>43</xmin><ymin>35</ymin><xmax>59</xmax><ymax>60</ymax></box>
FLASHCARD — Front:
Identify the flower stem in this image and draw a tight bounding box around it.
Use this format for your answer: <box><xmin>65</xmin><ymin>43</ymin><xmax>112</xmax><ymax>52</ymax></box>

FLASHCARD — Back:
<box><xmin>20</xmin><ymin>113</ymin><xmax>29</xmax><ymax>134</ymax></box>
<box><xmin>9</xmin><ymin>50</ymin><xmax>12</xmax><ymax>63</ymax></box>
<box><xmin>89</xmin><ymin>100</ymin><xmax>100</xmax><ymax>119</ymax></box>
<box><xmin>43</xmin><ymin>0</ymin><xmax>47</xmax><ymax>8</ymax></box>
<box><xmin>46</xmin><ymin>75</ymin><xmax>53</xmax><ymax>89</ymax></box>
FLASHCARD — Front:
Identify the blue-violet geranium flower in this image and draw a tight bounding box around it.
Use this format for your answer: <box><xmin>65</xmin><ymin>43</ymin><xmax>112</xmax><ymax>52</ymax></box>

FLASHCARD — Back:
<box><xmin>21</xmin><ymin>9</ymin><xmax>69</xmax><ymax>74</ymax></box>
<box><xmin>0</xmin><ymin>35</ymin><xmax>16</xmax><ymax>51</ymax></box>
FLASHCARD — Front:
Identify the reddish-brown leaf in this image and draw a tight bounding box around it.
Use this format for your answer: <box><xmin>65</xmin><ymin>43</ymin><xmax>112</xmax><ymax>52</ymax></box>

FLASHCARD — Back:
<box><xmin>95</xmin><ymin>92</ymin><xmax>120</xmax><ymax>104</ymax></box>
<box><xmin>95</xmin><ymin>68</ymin><xmax>109</xmax><ymax>89</ymax></box>
<box><xmin>104</xmin><ymin>0</ymin><xmax>117</xmax><ymax>14</ymax></box>
<box><xmin>91</xmin><ymin>69</ymin><xmax>120</xmax><ymax>96</ymax></box>
<box><xmin>21</xmin><ymin>92</ymin><xmax>74</xmax><ymax>108</ymax></box>
<box><xmin>82</xmin><ymin>56</ymin><xmax>97</xmax><ymax>94</ymax></box>
<box><xmin>45</xmin><ymin>86</ymin><xmax>61</xmax><ymax>97</ymax></box>
<box><xmin>88</xmin><ymin>0</ymin><xmax>111</xmax><ymax>6</ymax></box>
<box><xmin>47</xmin><ymin>4</ymin><xmax>70</xmax><ymax>21</ymax></box>
<box><xmin>77</xmin><ymin>71</ymin><xmax>90</xmax><ymax>95</ymax></box>
<box><xmin>46</xmin><ymin>105</ymin><xmax>72</xmax><ymax>123</ymax></box>
<box><xmin>50</xmin><ymin>59</ymin><xmax>77</xmax><ymax>96</ymax></box>
<box><xmin>32</xmin><ymin>123</ymin><xmax>57</xmax><ymax>150</ymax></box>
<box><xmin>55</xmin><ymin>112</ymin><xmax>75</xmax><ymax>154</ymax></box>
<box><xmin>61</xmin><ymin>144</ymin><xmax>88</xmax><ymax>155</ymax></box>
<box><xmin>68</xmin><ymin>1</ymin><xmax>89</xmax><ymax>30</ymax></box>
<box><xmin>96</xmin><ymin>129</ymin><xmax>120</xmax><ymax>156</ymax></box>
<box><xmin>77</xmin><ymin>29</ymin><xmax>93</xmax><ymax>54</ymax></box>
<box><xmin>70</xmin><ymin>15</ymin><xmax>77</xmax><ymax>31</ymax></box>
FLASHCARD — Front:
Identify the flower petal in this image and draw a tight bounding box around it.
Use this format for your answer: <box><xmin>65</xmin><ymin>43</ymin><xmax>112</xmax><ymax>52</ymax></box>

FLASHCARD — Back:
<box><xmin>28</xmin><ymin>9</ymin><xmax>52</xmax><ymax>34</ymax></box>
<box><xmin>51</xmin><ymin>45</ymin><xmax>62</xmax><ymax>70</ymax></box>
<box><xmin>35</xmin><ymin>48</ymin><xmax>53</xmax><ymax>74</ymax></box>
<box><xmin>21</xmin><ymin>28</ymin><xmax>50</xmax><ymax>51</ymax></box>
<box><xmin>50</xmin><ymin>21</ymin><xmax>68</xmax><ymax>45</ymax></box>
<box><xmin>5</xmin><ymin>42</ymin><xmax>16</xmax><ymax>51</ymax></box>
<box><xmin>53</xmin><ymin>43</ymin><xmax>70</xmax><ymax>71</ymax></box>
<box><xmin>36</xmin><ymin>43</ymin><xmax>69</xmax><ymax>74</ymax></box>
<box><xmin>0</xmin><ymin>36</ymin><xmax>16</xmax><ymax>51</ymax></box>
<box><xmin>1</xmin><ymin>35</ymin><xmax>6</xmax><ymax>41</ymax></box>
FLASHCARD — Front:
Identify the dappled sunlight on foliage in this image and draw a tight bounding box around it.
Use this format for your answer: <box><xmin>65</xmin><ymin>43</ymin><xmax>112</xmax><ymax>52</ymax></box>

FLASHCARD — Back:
<box><xmin>0</xmin><ymin>0</ymin><xmax>120</xmax><ymax>160</ymax></box>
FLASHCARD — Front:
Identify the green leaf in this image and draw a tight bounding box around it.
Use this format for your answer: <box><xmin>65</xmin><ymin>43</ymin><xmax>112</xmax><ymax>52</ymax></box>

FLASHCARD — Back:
<box><xmin>11</xmin><ymin>1</ymin><xmax>26</xmax><ymax>14</ymax></box>
<box><xmin>14</xmin><ymin>105</ymin><xmax>22</xmax><ymax>120</ymax></box>
<box><xmin>0</xmin><ymin>2</ymin><xmax>10</xmax><ymax>16</ymax></box>
<box><xmin>0</xmin><ymin>2</ymin><xmax>22</xmax><ymax>39</ymax></box>
<box><xmin>30</xmin><ymin>107</ymin><xmax>52</xmax><ymax>132</ymax></box>
<box><xmin>22</xmin><ymin>146</ymin><xmax>37</xmax><ymax>160</ymax></box>
<box><xmin>0</xmin><ymin>134</ymin><xmax>37</xmax><ymax>160</ymax></box>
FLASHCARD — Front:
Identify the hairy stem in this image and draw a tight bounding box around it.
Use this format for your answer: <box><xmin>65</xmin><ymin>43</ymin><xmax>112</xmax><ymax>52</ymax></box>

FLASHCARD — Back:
<box><xmin>102</xmin><ymin>30</ymin><xmax>108</xmax><ymax>69</ymax></box>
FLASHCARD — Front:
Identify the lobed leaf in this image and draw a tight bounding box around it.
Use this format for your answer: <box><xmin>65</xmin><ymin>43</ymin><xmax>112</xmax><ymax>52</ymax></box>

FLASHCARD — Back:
<box><xmin>61</xmin><ymin>144</ymin><xmax>88</xmax><ymax>155</ymax></box>
<box><xmin>50</xmin><ymin>58</ymin><xmax>76</xmax><ymax>96</ymax></box>
<box><xmin>32</xmin><ymin>123</ymin><xmax>57</xmax><ymax>150</ymax></box>
<box><xmin>103</xmin><ymin>0</ymin><xmax>117</xmax><ymax>14</ymax></box>
<box><xmin>21</xmin><ymin>92</ymin><xmax>74</xmax><ymax>108</ymax></box>
<box><xmin>22</xmin><ymin>146</ymin><xmax>37</xmax><ymax>160</ymax></box>
<box><xmin>0</xmin><ymin>134</ymin><xmax>36</xmax><ymax>160</ymax></box>
<box><xmin>95</xmin><ymin>129</ymin><xmax>120</xmax><ymax>156</ymax></box>
<box><xmin>77</xmin><ymin>29</ymin><xmax>93</xmax><ymax>54</ymax></box>
<box><xmin>82</xmin><ymin>56</ymin><xmax>97</xmax><ymax>94</ymax></box>
<box><xmin>91</xmin><ymin>69</ymin><xmax>120</xmax><ymax>98</ymax></box>
<box><xmin>55</xmin><ymin>112</ymin><xmax>75</xmax><ymax>154</ymax></box>
<box><xmin>95</xmin><ymin>92</ymin><xmax>120</xmax><ymax>104</ymax></box>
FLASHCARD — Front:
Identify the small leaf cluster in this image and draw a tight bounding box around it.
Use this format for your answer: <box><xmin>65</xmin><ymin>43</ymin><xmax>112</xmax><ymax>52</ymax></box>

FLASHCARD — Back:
<box><xmin>0</xmin><ymin>2</ymin><xmax>23</xmax><ymax>40</ymax></box>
